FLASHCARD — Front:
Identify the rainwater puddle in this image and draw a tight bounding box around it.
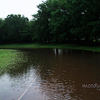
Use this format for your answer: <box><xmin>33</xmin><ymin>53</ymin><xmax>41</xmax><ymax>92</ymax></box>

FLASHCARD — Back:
<box><xmin>0</xmin><ymin>48</ymin><xmax>100</xmax><ymax>100</ymax></box>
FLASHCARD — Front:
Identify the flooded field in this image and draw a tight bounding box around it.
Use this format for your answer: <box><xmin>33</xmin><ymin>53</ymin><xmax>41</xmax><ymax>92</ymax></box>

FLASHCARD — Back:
<box><xmin>0</xmin><ymin>48</ymin><xmax>100</xmax><ymax>100</ymax></box>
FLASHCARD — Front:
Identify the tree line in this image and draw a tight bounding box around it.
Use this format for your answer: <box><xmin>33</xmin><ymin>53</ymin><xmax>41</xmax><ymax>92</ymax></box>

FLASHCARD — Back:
<box><xmin>0</xmin><ymin>0</ymin><xmax>100</xmax><ymax>45</ymax></box>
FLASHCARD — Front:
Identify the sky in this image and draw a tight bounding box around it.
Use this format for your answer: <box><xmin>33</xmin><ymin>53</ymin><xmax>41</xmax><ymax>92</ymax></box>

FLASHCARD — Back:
<box><xmin>0</xmin><ymin>0</ymin><xmax>46</xmax><ymax>20</ymax></box>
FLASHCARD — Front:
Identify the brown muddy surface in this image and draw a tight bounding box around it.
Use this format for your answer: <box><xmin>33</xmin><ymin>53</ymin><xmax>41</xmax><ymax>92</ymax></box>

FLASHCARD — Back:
<box><xmin>0</xmin><ymin>48</ymin><xmax>100</xmax><ymax>100</ymax></box>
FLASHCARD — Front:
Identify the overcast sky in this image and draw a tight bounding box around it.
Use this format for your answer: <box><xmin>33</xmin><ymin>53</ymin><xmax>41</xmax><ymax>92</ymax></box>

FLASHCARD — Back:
<box><xmin>0</xmin><ymin>0</ymin><xmax>46</xmax><ymax>20</ymax></box>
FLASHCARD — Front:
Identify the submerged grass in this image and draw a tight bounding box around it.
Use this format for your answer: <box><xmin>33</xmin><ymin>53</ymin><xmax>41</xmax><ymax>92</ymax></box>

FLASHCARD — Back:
<box><xmin>0</xmin><ymin>49</ymin><xmax>27</xmax><ymax>75</ymax></box>
<box><xmin>0</xmin><ymin>43</ymin><xmax>100</xmax><ymax>52</ymax></box>
<box><xmin>0</xmin><ymin>43</ymin><xmax>100</xmax><ymax>75</ymax></box>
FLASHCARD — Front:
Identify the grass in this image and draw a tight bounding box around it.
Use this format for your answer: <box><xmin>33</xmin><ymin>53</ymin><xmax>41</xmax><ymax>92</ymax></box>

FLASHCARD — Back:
<box><xmin>0</xmin><ymin>49</ymin><xmax>27</xmax><ymax>75</ymax></box>
<box><xmin>0</xmin><ymin>43</ymin><xmax>100</xmax><ymax>75</ymax></box>
<box><xmin>0</xmin><ymin>43</ymin><xmax>100</xmax><ymax>52</ymax></box>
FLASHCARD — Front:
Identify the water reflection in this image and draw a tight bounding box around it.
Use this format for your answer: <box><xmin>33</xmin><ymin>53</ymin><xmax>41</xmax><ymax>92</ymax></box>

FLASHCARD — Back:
<box><xmin>0</xmin><ymin>48</ymin><xmax>100</xmax><ymax>100</ymax></box>
<box><xmin>53</xmin><ymin>49</ymin><xmax>63</xmax><ymax>55</ymax></box>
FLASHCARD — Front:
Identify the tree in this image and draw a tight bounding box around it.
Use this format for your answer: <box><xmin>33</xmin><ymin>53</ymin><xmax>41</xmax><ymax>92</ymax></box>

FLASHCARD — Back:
<box><xmin>32</xmin><ymin>0</ymin><xmax>71</xmax><ymax>43</ymax></box>
<box><xmin>32</xmin><ymin>1</ymin><xmax>51</xmax><ymax>43</ymax></box>
<box><xmin>1</xmin><ymin>0</ymin><xmax>99</xmax><ymax>45</ymax></box>
<box><xmin>69</xmin><ymin>0</ymin><xmax>100</xmax><ymax>43</ymax></box>
<box><xmin>0</xmin><ymin>18</ymin><xmax>6</xmax><ymax>44</ymax></box>
<box><xmin>4</xmin><ymin>14</ymin><xmax>29</xmax><ymax>43</ymax></box>
<box><xmin>49</xmin><ymin>0</ymin><xmax>70</xmax><ymax>43</ymax></box>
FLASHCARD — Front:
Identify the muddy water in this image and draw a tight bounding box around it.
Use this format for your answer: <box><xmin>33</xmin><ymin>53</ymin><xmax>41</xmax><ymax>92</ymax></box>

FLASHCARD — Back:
<box><xmin>0</xmin><ymin>49</ymin><xmax>100</xmax><ymax>100</ymax></box>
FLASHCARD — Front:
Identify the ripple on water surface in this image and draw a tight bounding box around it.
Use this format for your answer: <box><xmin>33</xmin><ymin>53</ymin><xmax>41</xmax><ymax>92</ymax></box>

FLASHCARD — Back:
<box><xmin>0</xmin><ymin>48</ymin><xmax>100</xmax><ymax>100</ymax></box>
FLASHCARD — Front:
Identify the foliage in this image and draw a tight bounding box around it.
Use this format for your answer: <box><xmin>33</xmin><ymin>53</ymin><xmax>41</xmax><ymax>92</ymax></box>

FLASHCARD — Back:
<box><xmin>0</xmin><ymin>14</ymin><xmax>31</xmax><ymax>44</ymax></box>
<box><xmin>0</xmin><ymin>0</ymin><xmax>100</xmax><ymax>45</ymax></box>
<box><xmin>31</xmin><ymin>0</ymin><xmax>100</xmax><ymax>44</ymax></box>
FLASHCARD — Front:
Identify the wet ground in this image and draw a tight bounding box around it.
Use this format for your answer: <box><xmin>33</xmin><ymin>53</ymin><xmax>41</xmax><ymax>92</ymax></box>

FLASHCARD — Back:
<box><xmin>0</xmin><ymin>48</ymin><xmax>100</xmax><ymax>100</ymax></box>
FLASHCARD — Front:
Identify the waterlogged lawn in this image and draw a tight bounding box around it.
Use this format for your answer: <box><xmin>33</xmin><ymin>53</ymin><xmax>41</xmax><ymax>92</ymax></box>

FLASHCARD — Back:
<box><xmin>0</xmin><ymin>43</ymin><xmax>100</xmax><ymax>52</ymax></box>
<box><xmin>0</xmin><ymin>49</ymin><xmax>27</xmax><ymax>75</ymax></box>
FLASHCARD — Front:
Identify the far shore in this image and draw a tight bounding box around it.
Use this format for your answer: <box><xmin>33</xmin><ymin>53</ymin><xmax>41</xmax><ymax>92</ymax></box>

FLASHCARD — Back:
<box><xmin>0</xmin><ymin>43</ymin><xmax>100</xmax><ymax>52</ymax></box>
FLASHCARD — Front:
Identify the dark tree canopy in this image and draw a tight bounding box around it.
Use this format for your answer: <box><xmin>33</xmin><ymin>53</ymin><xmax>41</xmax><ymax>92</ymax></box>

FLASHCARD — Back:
<box><xmin>0</xmin><ymin>0</ymin><xmax>100</xmax><ymax>45</ymax></box>
<box><xmin>0</xmin><ymin>14</ymin><xmax>31</xmax><ymax>44</ymax></box>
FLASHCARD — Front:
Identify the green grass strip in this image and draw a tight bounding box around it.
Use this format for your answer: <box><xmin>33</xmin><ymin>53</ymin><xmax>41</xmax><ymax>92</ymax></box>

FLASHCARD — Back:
<box><xmin>0</xmin><ymin>49</ymin><xmax>27</xmax><ymax>75</ymax></box>
<box><xmin>0</xmin><ymin>43</ymin><xmax>100</xmax><ymax>52</ymax></box>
